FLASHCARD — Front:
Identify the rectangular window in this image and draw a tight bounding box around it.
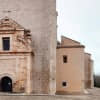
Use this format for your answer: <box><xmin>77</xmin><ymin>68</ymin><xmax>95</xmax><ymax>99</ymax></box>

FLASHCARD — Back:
<box><xmin>2</xmin><ymin>37</ymin><xmax>10</xmax><ymax>51</ymax></box>
<box><xmin>63</xmin><ymin>55</ymin><xmax>67</xmax><ymax>63</ymax></box>
<box><xmin>62</xmin><ymin>81</ymin><xmax>67</xmax><ymax>87</ymax></box>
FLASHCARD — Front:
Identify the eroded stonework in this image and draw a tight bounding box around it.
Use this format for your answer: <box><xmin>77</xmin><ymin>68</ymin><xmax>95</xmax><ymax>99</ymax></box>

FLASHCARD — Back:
<box><xmin>0</xmin><ymin>0</ymin><xmax>57</xmax><ymax>94</ymax></box>
<box><xmin>0</xmin><ymin>17</ymin><xmax>33</xmax><ymax>93</ymax></box>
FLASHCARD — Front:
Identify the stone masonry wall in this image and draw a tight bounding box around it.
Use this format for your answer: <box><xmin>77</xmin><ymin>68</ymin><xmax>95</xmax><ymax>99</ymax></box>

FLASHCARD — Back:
<box><xmin>0</xmin><ymin>0</ymin><xmax>57</xmax><ymax>94</ymax></box>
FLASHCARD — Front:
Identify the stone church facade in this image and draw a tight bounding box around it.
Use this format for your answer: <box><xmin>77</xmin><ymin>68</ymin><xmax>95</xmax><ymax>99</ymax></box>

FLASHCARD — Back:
<box><xmin>0</xmin><ymin>0</ymin><xmax>57</xmax><ymax>94</ymax></box>
<box><xmin>0</xmin><ymin>17</ymin><xmax>33</xmax><ymax>93</ymax></box>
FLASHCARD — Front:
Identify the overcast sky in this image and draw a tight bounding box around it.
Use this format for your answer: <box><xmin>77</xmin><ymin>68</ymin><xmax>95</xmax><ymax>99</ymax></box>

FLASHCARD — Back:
<box><xmin>57</xmin><ymin>0</ymin><xmax>100</xmax><ymax>75</ymax></box>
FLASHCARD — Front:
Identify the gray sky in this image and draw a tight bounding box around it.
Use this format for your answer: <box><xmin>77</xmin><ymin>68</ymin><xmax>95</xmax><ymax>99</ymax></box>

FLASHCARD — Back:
<box><xmin>57</xmin><ymin>0</ymin><xmax>100</xmax><ymax>75</ymax></box>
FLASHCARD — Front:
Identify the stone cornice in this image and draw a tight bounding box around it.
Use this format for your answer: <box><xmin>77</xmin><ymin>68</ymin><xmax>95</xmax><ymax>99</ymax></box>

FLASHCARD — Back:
<box><xmin>0</xmin><ymin>51</ymin><xmax>34</xmax><ymax>55</ymax></box>
<box><xmin>57</xmin><ymin>45</ymin><xmax>85</xmax><ymax>49</ymax></box>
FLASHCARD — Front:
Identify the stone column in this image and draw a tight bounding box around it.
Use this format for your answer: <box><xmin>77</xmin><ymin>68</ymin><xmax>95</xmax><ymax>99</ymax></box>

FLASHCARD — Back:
<box><xmin>26</xmin><ymin>53</ymin><xmax>32</xmax><ymax>94</ymax></box>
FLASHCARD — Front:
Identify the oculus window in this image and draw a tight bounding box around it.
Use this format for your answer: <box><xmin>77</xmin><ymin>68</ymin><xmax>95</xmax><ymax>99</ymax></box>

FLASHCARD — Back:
<box><xmin>2</xmin><ymin>37</ymin><xmax>10</xmax><ymax>51</ymax></box>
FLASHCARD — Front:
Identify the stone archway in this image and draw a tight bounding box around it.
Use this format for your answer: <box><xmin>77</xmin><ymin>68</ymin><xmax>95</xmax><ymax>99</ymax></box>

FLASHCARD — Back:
<box><xmin>1</xmin><ymin>76</ymin><xmax>12</xmax><ymax>92</ymax></box>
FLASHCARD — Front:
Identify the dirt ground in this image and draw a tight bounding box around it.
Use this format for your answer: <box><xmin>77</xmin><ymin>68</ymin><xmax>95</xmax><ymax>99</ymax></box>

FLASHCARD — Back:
<box><xmin>55</xmin><ymin>88</ymin><xmax>100</xmax><ymax>100</ymax></box>
<box><xmin>0</xmin><ymin>88</ymin><xmax>100</xmax><ymax>100</ymax></box>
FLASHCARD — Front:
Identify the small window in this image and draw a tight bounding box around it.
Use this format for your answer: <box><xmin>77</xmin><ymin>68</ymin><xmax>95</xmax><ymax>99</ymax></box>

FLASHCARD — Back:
<box><xmin>63</xmin><ymin>55</ymin><xmax>67</xmax><ymax>63</ymax></box>
<box><xmin>2</xmin><ymin>37</ymin><xmax>10</xmax><ymax>51</ymax></box>
<box><xmin>62</xmin><ymin>81</ymin><xmax>67</xmax><ymax>87</ymax></box>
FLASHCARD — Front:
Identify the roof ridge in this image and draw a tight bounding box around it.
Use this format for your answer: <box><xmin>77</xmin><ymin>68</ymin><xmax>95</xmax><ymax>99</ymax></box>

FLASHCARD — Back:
<box><xmin>61</xmin><ymin>35</ymin><xmax>81</xmax><ymax>44</ymax></box>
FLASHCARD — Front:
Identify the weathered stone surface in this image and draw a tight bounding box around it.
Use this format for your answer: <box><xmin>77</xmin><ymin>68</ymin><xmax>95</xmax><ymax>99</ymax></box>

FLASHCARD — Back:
<box><xmin>56</xmin><ymin>36</ymin><xmax>85</xmax><ymax>94</ymax></box>
<box><xmin>0</xmin><ymin>0</ymin><xmax>57</xmax><ymax>94</ymax></box>
<box><xmin>0</xmin><ymin>17</ymin><xmax>33</xmax><ymax>93</ymax></box>
<box><xmin>84</xmin><ymin>53</ymin><xmax>94</xmax><ymax>89</ymax></box>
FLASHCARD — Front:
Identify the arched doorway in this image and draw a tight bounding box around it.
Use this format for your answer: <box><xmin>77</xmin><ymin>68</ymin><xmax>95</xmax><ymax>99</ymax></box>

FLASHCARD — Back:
<box><xmin>1</xmin><ymin>76</ymin><xmax>12</xmax><ymax>92</ymax></box>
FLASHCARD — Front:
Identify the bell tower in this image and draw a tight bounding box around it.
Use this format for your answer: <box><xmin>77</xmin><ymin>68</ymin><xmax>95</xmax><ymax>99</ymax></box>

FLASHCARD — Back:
<box><xmin>0</xmin><ymin>0</ymin><xmax>57</xmax><ymax>94</ymax></box>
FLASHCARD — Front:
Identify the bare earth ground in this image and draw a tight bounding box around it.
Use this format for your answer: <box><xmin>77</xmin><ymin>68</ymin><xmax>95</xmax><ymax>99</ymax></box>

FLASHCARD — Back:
<box><xmin>0</xmin><ymin>88</ymin><xmax>100</xmax><ymax>100</ymax></box>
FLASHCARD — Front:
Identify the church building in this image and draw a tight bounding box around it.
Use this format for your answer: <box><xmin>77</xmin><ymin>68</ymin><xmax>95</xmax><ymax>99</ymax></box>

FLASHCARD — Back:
<box><xmin>0</xmin><ymin>0</ymin><xmax>94</xmax><ymax>95</ymax></box>
<box><xmin>0</xmin><ymin>0</ymin><xmax>57</xmax><ymax>94</ymax></box>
